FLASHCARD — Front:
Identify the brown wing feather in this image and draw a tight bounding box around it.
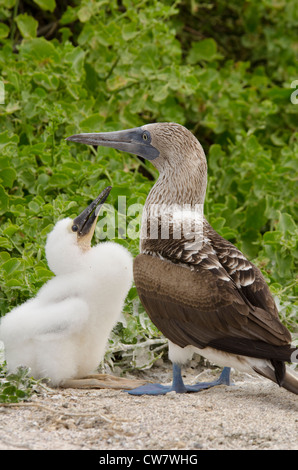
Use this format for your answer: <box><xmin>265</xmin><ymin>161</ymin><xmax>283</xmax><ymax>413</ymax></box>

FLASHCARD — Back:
<box><xmin>134</xmin><ymin>254</ymin><xmax>293</xmax><ymax>361</ymax></box>
<box><xmin>205</xmin><ymin>222</ymin><xmax>279</xmax><ymax>318</ymax></box>
<box><xmin>142</xmin><ymin>217</ymin><xmax>279</xmax><ymax>319</ymax></box>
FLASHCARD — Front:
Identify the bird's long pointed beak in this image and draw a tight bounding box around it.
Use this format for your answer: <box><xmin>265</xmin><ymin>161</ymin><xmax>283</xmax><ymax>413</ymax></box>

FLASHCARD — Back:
<box><xmin>73</xmin><ymin>186</ymin><xmax>112</xmax><ymax>250</ymax></box>
<box><xmin>66</xmin><ymin>127</ymin><xmax>159</xmax><ymax>161</ymax></box>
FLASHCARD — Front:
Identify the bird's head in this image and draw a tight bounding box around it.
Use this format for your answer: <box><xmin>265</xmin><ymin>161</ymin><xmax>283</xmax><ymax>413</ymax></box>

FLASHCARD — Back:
<box><xmin>66</xmin><ymin>123</ymin><xmax>206</xmax><ymax>175</ymax></box>
<box><xmin>71</xmin><ymin>185</ymin><xmax>111</xmax><ymax>251</ymax></box>
<box><xmin>45</xmin><ymin>186</ymin><xmax>111</xmax><ymax>275</ymax></box>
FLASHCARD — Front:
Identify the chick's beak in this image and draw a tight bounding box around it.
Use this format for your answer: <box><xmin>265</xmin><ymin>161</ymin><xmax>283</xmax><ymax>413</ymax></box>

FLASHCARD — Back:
<box><xmin>73</xmin><ymin>186</ymin><xmax>112</xmax><ymax>250</ymax></box>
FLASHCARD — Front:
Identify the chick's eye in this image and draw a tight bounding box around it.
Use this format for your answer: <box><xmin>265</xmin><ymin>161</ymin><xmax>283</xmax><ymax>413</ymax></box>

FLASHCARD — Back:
<box><xmin>72</xmin><ymin>224</ymin><xmax>78</xmax><ymax>232</ymax></box>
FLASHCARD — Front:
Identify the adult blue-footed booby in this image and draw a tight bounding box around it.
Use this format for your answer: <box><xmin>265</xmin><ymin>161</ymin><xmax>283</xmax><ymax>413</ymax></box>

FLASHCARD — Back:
<box><xmin>67</xmin><ymin>123</ymin><xmax>298</xmax><ymax>395</ymax></box>
<box><xmin>0</xmin><ymin>187</ymin><xmax>144</xmax><ymax>390</ymax></box>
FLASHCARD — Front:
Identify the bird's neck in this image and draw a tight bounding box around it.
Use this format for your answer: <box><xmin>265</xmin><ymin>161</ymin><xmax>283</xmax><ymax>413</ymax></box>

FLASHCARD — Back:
<box><xmin>146</xmin><ymin>161</ymin><xmax>207</xmax><ymax>207</ymax></box>
<box><xmin>140</xmin><ymin>160</ymin><xmax>207</xmax><ymax>253</ymax></box>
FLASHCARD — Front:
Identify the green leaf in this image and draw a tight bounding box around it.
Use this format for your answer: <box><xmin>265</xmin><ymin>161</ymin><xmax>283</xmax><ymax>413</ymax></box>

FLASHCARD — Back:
<box><xmin>34</xmin><ymin>266</ymin><xmax>53</xmax><ymax>282</ymax></box>
<box><xmin>15</xmin><ymin>14</ymin><xmax>38</xmax><ymax>39</ymax></box>
<box><xmin>1</xmin><ymin>259</ymin><xmax>21</xmax><ymax>275</ymax></box>
<box><xmin>188</xmin><ymin>39</ymin><xmax>218</xmax><ymax>63</ymax></box>
<box><xmin>64</xmin><ymin>47</ymin><xmax>85</xmax><ymax>75</ymax></box>
<box><xmin>5</xmin><ymin>279</ymin><xmax>24</xmax><ymax>287</ymax></box>
<box><xmin>122</xmin><ymin>23</ymin><xmax>139</xmax><ymax>41</ymax></box>
<box><xmin>78</xmin><ymin>6</ymin><xmax>92</xmax><ymax>22</ymax></box>
<box><xmin>246</xmin><ymin>135</ymin><xmax>260</xmax><ymax>154</ymax></box>
<box><xmin>32</xmin><ymin>72</ymin><xmax>59</xmax><ymax>90</ymax></box>
<box><xmin>263</xmin><ymin>231</ymin><xmax>282</xmax><ymax>244</ymax></box>
<box><xmin>208</xmin><ymin>144</ymin><xmax>226</xmax><ymax>171</ymax></box>
<box><xmin>3</xmin><ymin>385</ymin><xmax>17</xmax><ymax>395</ymax></box>
<box><xmin>3</xmin><ymin>224</ymin><xmax>19</xmax><ymax>237</ymax></box>
<box><xmin>0</xmin><ymin>132</ymin><xmax>19</xmax><ymax>148</ymax></box>
<box><xmin>33</xmin><ymin>0</ymin><xmax>56</xmax><ymax>12</ymax></box>
<box><xmin>0</xmin><ymin>237</ymin><xmax>13</xmax><ymax>250</ymax></box>
<box><xmin>0</xmin><ymin>186</ymin><xmax>9</xmax><ymax>214</ymax></box>
<box><xmin>277</xmin><ymin>212</ymin><xmax>296</xmax><ymax>235</ymax></box>
<box><xmin>245</xmin><ymin>199</ymin><xmax>266</xmax><ymax>230</ymax></box>
<box><xmin>0</xmin><ymin>0</ymin><xmax>16</xmax><ymax>7</ymax></box>
<box><xmin>0</xmin><ymin>23</ymin><xmax>9</xmax><ymax>39</ymax></box>
<box><xmin>80</xmin><ymin>114</ymin><xmax>105</xmax><ymax>132</ymax></box>
<box><xmin>0</xmin><ymin>252</ymin><xmax>10</xmax><ymax>263</ymax></box>
<box><xmin>60</xmin><ymin>6</ymin><xmax>78</xmax><ymax>25</ymax></box>
<box><xmin>152</xmin><ymin>84</ymin><xmax>169</xmax><ymax>102</ymax></box>
<box><xmin>0</xmin><ymin>168</ymin><xmax>16</xmax><ymax>188</ymax></box>
<box><xmin>19</xmin><ymin>38</ymin><xmax>60</xmax><ymax>62</ymax></box>
<box><xmin>28</xmin><ymin>201</ymin><xmax>41</xmax><ymax>213</ymax></box>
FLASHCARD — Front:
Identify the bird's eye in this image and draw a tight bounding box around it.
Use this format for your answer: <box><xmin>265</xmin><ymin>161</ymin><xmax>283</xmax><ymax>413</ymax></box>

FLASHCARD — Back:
<box><xmin>72</xmin><ymin>224</ymin><xmax>79</xmax><ymax>232</ymax></box>
<box><xmin>142</xmin><ymin>132</ymin><xmax>148</xmax><ymax>141</ymax></box>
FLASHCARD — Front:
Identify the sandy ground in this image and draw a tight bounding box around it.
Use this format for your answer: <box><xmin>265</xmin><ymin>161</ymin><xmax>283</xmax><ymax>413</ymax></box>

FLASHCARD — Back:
<box><xmin>0</xmin><ymin>363</ymin><xmax>297</xmax><ymax>451</ymax></box>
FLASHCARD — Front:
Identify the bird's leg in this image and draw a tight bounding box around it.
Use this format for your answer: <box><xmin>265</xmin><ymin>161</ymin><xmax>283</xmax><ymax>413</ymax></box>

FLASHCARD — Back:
<box><xmin>127</xmin><ymin>365</ymin><xmax>232</xmax><ymax>396</ymax></box>
<box><xmin>171</xmin><ymin>363</ymin><xmax>188</xmax><ymax>392</ymax></box>
<box><xmin>60</xmin><ymin>374</ymin><xmax>147</xmax><ymax>390</ymax></box>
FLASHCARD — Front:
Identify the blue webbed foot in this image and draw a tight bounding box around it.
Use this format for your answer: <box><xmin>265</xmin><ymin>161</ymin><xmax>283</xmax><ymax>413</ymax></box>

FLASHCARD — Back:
<box><xmin>186</xmin><ymin>367</ymin><xmax>231</xmax><ymax>392</ymax></box>
<box><xmin>127</xmin><ymin>365</ymin><xmax>231</xmax><ymax>396</ymax></box>
<box><xmin>127</xmin><ymin>383</ymin><xmax>175</xmax><ymax>395</ymax></box>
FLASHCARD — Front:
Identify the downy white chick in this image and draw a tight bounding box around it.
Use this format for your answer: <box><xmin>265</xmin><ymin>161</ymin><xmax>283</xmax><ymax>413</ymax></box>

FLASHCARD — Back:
<box><xmin>0</xmin><ymin>187</ymin><xmax>141</xmax><ymax>389</ymax></box>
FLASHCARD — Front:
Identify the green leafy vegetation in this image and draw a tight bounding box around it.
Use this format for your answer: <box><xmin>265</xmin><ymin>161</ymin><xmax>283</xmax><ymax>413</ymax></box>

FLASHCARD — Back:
<box><xmin>0</xmin><ymin>0</ymin><xmax>297</xmax><ymax>394</ymax></box>
<box><xmin>0</xmin><ymin>362</ymin><xmax>41</xmax><ymax>402</ymax></box>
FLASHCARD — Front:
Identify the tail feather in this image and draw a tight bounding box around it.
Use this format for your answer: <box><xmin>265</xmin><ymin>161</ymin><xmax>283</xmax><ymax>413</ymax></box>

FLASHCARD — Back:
<box><xmin>253</xmin><ymin>362</ymin><xmax>298</xmax><ymax>395</ymax></box>
<box><xmin>281</xmin><ymin>368</ymin><xmax>298</xmax><ymax>395</ymax></box>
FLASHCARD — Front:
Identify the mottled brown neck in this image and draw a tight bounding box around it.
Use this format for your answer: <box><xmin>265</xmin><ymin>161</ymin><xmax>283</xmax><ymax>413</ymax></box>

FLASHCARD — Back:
<box><xmin>146</xmin><ymin>157</ymin><xmax>207</xmax><ymax>206</ymax></box>
<box><xmin>140</xmin><ymin>155</ymin><xmax>207</xmax><ymax>255</ymax></box>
